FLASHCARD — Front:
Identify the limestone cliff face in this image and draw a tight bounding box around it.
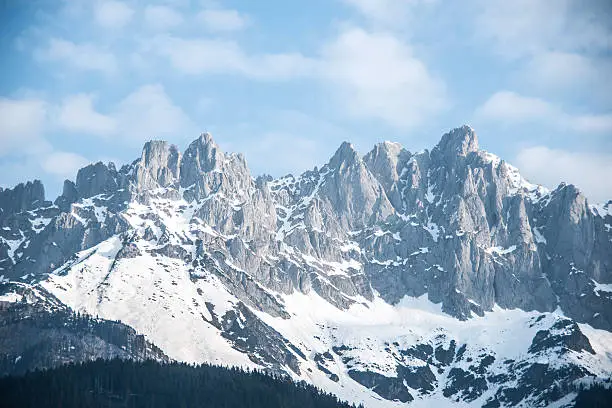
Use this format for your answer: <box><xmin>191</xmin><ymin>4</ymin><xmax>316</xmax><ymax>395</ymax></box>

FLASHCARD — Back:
<box><xmin>1</xmin><ymin>126</ymin><xmax>610</xmax><ymax>330</ymax></box>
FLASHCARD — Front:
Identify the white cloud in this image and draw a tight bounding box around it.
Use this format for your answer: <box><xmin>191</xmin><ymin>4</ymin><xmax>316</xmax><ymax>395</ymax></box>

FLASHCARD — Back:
<box><xmin>0</xmin><ymin>85</ymin><xmax>195</xmax><ymax>189</ymax></box>
<box><xmin>36</xmin><ymin>38</ymin><xmax>118</xmax><ymax>74</ymax></box>
<box><xmin>476</xmin><ymin>0</ymin><xmax>611</xmax><ymax>59</ymax></box>
<box><xmin>93</xmin><ymin>0</ymin><xmax>134</xmax><ymax>29</ymax></box>
<box><xmin>152</xmin><ymin>36</ymin><xmax>314</xmax><ymax>79</ymax></box>
<box><xmin>41</xmin><ymin>151</ymin><xmax>90</xmax><ymax>179</ymax></box>
<box><xmin>197</xmin><ymin>9</ymin><xmax>249</xmax><ymax>32</ymax></box>
<box><xmin>144</xmin><ymin>5</ymin><xmax>184</xmax><ymax>30</ymax></box>
<box><xmin>515</xmin><ymin>146</ymin><xmax>612</xmax><ymax>203</ymax></box>
<box><xmin>319</xmin><ymin>28</ymin><xmax>447</xmax><ymax>128</ymax></box>
<box><xmin>153</xmin><ymin>37</ymin><xmax>245</xmax><ymax>74</ymax></box>
<box><xmin>56</xmin><ymin>94</ymin><xmax>116</xmax><ymax>136</ymax></box>
<box><xmin>521</xmin><ymin>52</ymin><xmax>612</xmax><ymax>100</ymax></box>
<box><xmin>475</xmin><ymin>91</ymin><xmax>555</xmax><ymax>123</ymax></box>
<box><xmin>523</xmin><ymin>52</ymin><xmax>597</xmax><ymax>90</ymax></box>
<box><xmin>51</xmin><ymin>85</ymin><xmax>196</xmax><ymax>144</ymax></box>
<box><xmin>0</xmin><ymin>97</ymin><xmax>48</xmax><ymax>156</ymax></box>
<box><xmin>220</xmin><ymin>110</ymin><xmax>351</xmax><ymax>177</ymax></box>
<box><xmin>114</xmin><ymin>84</ymin><xmax>196</xmax><ymax>143</ymax></box>
<box><xmin>342</xmin><ymin>0</ymin><xmax>435</xmax><ymax>26</ymax></box>
<box><xmin>149</xmin><ymin>27</ymin><xmax>446</xmax><ymax>128</ymax></box>
<box><xmin>475</xmin><ymin>0</ymin><xmax>612</xmax><ymax>98</ymax></box>
<box><xmin>239</xmin><ymin>132</ymin><xmax>319</xmax><ymax>176</ymax></box>
<box><xmin>569</xmin><ymin>114</ymin><xmax>612</xmax><ymax>134</ymax></box>
<box><xmin>0</xmin><ymin>98</ymin><xmax>91</xmax><ymax>187</ymax></box>
<box><xmin>476</xmin><ymin>91</ymin><xmax>612</xmax><ymax>134</ymax></box>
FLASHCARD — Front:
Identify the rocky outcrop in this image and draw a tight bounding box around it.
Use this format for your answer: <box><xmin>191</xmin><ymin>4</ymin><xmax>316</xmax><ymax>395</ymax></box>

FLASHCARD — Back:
<box><xmin>3</xmin><ymin>126</ymin><xmax>611</xmax><ymax>329</ymax></box>
<box><xmin>0</xmin><ymin>283</ymin><xmax>169</xmax><ymax>376</ymax></box>
<box><xmin>136</xmin><ymin>141</ymin><xmax>181</xmax><ymax>193</ymax></box>
<box><xmin>0</xmin><ymin>180</ymin><xmax>46</xmax><ymax>218</ymax></box>
<box><xmin>1</xmin><ymin>126</ymin><xmax>609</xmax><ymax>407</ymax></box>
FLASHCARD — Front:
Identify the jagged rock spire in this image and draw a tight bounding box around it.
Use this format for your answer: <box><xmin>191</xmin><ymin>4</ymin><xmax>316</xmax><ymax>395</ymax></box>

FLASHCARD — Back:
<box><xmin>136</xmin><ymin>141</ymin><xmax>181</xmax><ymax>191</ymax></box>
<box><xmin>180</xmin><ymin>132</ymin><xmax>224</xmax><ymax>188</ymax></box>
<box><xmin>0</xmin><ymin>180</ymin><xmax>45</xmax><ymax>217</ymax></box>
<box><xmin>433</xmin><ymin>125</ymin><xmax>479</xmax><ymax>158</ymax></box>
<box><xmin>328</xmin><ymin>141</ymin><xmax>361</xmax><ymax>170</ymax></box>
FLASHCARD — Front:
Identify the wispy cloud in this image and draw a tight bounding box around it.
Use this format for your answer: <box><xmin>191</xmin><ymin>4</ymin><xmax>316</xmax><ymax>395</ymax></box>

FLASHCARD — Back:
<box><xmin>150</xmin><ymin>36</ymin><xmax>315</xmax><ymax>79</ymax></box>
<box><xmin>475</xmin><ymin>91</ymin><xmax>555</xmax><ymax>123</ymax></box>
<box><xmin>53</xmin><ymin>84</ymin><xmax>196</xmax><ymax>144</ymax></box>
<box><xmin>475</xmin><ymin>0</ymin><xmax>611</xmax><ymax>59</ymax></box>
<box><xmin>35</xmin><ymin>38</ymin><xmax>118</xmax><ymax>75</ymax></box>
<box><xmin>476</xmin><ymin>0</ymin><xmax>612</xmax><ymax>98</ymax></box>
<box><xmin>197</xmin><ymin>9</ymin><xmax>249</xmax><ymax>32</ymax></box>
<box><xmin>515</xmin><ymin>146</ymin><xmax>612</xmax><ymax>202</ymax></box>
<box><xmin>0</xmin><ymin>96</ymin><xmax>89</xmax><ymax>187</ymax></box>
<box><xmin>93</xmin><ymin>0</ymin><xmax>134</xmax><ymax>29</ymax></box>
<box><xmin>40</xmin><ymin>151</ymin><xmax>90</xmax><ymax>180</ymax></box>
<box><xmin>113</xmin><ymin>84</ymin><xmax>196</xmax><ymax>143</ymax></box>
<box><xmin>144</xmin><ymin>5</ymin><xmax>184</xmax><ymax>31</ymax></box>
<box><xmin>341</xmin><ymin>0</ymin><xmax>435</xmax><ymax>26</ymax></box>
<box><xmin>146</xmin><ymin>27</ymin><xmax>447</xmax><ymax>128</ymax></box>
<box><xmin>476</xmin><ymin>91</ymin><xmax>612</xmax><ymax>134</ymax></box>
<box><xmin>57</xmin><ymin>94</ymin><xmax>117</xmax><ymax>136</ymax></box>
<box><xmin>0</xmin><ymin>97</ymin><xmax>48</xmax><ymax>156</ymax></box>
<box><xmin>319</xmin><ymin>27</ymin><xmax>447</xmax><ymax>128</ymax></box>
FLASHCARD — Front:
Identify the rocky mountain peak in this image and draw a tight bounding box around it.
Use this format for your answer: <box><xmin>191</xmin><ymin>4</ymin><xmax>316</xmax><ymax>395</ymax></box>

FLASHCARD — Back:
<box><xmin>1</xmin><ymin>126</ymin><xmax>611</xmax><ymax>408</ymax></box>
<box><xmin>136</xmin><ymin>141</ymin><xmax>181</xmax><ymax>191</ymax></box>
<box><xmin>198</xmin><ymin>131</ymin><xmax>214</xmax><ymax>143</ymax></box>
<box><xmin>0</xmin><ymin>180</ymin><xmax>45</xmax><ymax>218</ymax></box>
<box><xmin>180</xmin><ymin>133</ymin><xmax>224</xmax><ymax>188</ymax></box>
<box><xmin>54</xmin><ymin>180</ymin><xmax>79</xmax><ymax>212</ymax></box>
<box><xmin>434</xmin><ymin>125</ymin><xmax>479</xmax><ymax>158</ymax></box>
<box><xmin>364</xmin><ymin>141</ymin><xmax>408</xmax><ymax>173</ymax></box>
<box><xmin>76</xmin><ymin>161</ymin><xmax>120</xmax><ymax>199</ymax></box>
<box><xmin>363</xmin><ymin>141</ymin><xmax>411</xmax><ymax>210</ymax></box>
<box><xmin>328</xmin><ymin>141</ymin><xmax>361</xmax><ymax>171</ymax></box>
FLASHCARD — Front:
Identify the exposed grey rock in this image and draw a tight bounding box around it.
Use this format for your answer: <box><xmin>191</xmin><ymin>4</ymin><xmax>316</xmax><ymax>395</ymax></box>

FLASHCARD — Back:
<box><xmin>3</xmin><ymin>126</ymin><xmax>610</xmax><ymax>330</ymax></box>
<box><xmin>348</xmin><ymin>370</ymin><xmax>414</xmax><ymax>403</ymax></box>
<box><xmin>528</xmin><ymin>318</ymin><xmax>595</xmax><ymax>355</ymax></box>
<box><xmin>180</xmin><ymin>132</ymin><xmax>223</xmax><ymax>189</ymax></box>
<box><xmin>54</xmin><ymin>180</ymin><xmax>78</xmax><ymax>212</ymax></box>
<box><xmin>135</xmin><ymin>141</ymin><xmax>181</xmax><ymax>193</ymax></box>
<box><xmin>0</xmin><ymin>126</ymin><xmax>610</xmax><ymax>408</ymax></box>
<box><xmin>76</xmin><ymin>162</ymin><xmax>119</xmax><ymax>198</ymax></box>
<box><xmin>0</xmin><ymin>282</ymin><xmax>169</xmax><ymax>377</ymax></box>
<box><xmin>489</xmin><ymin>362</ymin><xmax>591</xmax><ymax>407</ymax></box>
<box><xmin>2</xmin><ymin>126</ymin><xmax>611</xmax><ymax>331</ymax></box>
<box><xmin>0</xmin><ymin>180</ymin><xmax>45</xmax><ymax>218</ymax></box>
<box><xmin>216</xmin><ymin>302</ymin><xmax>303</xmax><ymax>376</ymax></box>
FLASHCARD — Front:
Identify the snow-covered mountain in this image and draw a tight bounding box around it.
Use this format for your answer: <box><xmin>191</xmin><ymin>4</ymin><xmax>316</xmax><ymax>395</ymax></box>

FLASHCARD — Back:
<box><xmin>1</xmin><ymin>126</ymin><xmax>611</xmax><ymax>407</ymax></box>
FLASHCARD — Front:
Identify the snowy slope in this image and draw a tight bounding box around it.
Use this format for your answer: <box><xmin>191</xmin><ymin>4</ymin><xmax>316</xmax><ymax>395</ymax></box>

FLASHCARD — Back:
<box><xmin>1</xmin><ymin>126</ymin><xmax>611</xmax><ymax>407</ymax></box>
<box><xmin>39</xmin><ymin>194</ymin><xmax>612</xmax><ymax>407</ymax></box>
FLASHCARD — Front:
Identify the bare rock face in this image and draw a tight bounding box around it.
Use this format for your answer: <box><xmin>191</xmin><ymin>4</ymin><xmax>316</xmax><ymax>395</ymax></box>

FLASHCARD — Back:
<box><xmin>0</xmin><ymin>282</ymin><xmax>169</xmax><ymax>376</ymax></box>
<box><xmin>136</xmin><ymin>141</ymin><xmax>181</xmax><ymax>193</ymax></box>
<box><xmin>0</xmin><ymin>180</ymin><xmax>45</xmax><ymax>216</ymax></box>
<box><xmin>2</xmin><ymin>126</ymin><xmax>610</xmax><ymax>329</ymax></box>
<box><xmin>180</xmin><ymin>132</ymin><xmax>224</xmax><ymax>189</ymax></box>
<box><xmin>1</xmin><ymin>125</ymin><xmax>610</xmax><ymax>407</ymax></box>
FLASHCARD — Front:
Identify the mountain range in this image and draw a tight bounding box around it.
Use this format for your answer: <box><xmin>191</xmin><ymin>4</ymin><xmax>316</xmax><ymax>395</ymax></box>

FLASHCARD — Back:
<box><xmin>1</xmin><ymin>125</ymin><xmax>611</xmax><ymax>407</ymax></box>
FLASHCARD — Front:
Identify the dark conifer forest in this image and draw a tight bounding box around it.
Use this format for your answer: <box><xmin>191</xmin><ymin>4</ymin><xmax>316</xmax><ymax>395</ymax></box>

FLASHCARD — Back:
<box><xmin>0</xmin><ymin>359</ymin><xmax>361</xmax><ymax>408</ymax></box>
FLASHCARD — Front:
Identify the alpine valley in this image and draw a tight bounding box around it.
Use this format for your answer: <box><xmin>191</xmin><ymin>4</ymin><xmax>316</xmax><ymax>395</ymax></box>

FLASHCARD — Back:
<box><xmin>1</xmin><ymin>126</ymin><xmax>611</xmax><ymax>407</ymax></box>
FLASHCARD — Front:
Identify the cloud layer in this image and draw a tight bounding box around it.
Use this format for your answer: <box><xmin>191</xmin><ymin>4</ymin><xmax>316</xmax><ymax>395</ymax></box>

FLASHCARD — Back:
<box><xmin>515</xmin><ymin>147</ymin><xmax>612</xmax><ymax>203</ymax></box>
<box><xmin>1</xmin><ymin>0</ymin><xmax>610</xmax><ymax>202</ymax></box>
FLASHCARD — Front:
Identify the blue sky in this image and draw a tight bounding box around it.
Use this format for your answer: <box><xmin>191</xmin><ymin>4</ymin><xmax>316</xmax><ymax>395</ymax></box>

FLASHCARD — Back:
<box><xmin>0</xmin><ymin>0</ymin><xmax>611</xmax><ymax>201</ymax></box>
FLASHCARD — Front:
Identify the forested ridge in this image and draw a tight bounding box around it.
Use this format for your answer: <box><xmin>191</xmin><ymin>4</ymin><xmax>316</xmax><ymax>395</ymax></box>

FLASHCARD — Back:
<box><xmin>0</xmin><ymin>296</ymin><xmax>169</xmax><ymax>377</ymax></box>
<box><xmin>0</xmin><ymin>358</ymin><xmax>362</xmax><ymax>408</ymax></box>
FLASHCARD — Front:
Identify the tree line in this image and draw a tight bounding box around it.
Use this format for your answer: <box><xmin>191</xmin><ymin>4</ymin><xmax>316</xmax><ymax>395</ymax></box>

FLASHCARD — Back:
<box><xmin>0</xmin><ymin>358</ymin><xmax>363</xmax><ymax>408</ymax></box>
